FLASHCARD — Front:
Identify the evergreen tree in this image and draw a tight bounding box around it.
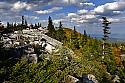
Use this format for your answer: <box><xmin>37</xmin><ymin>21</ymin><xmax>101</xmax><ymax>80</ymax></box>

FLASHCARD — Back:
<box><xmin>22</xmin><ymin>15</ymin><xmax>24</xmax><ymax>25</ymax></box>
<box><xmin>72</xmin><ymin>26</ymin><xmax>79</xmax><ymax>49</ymax></box>
<box><xmin>25</xmin><ymin>20</ymin><xmax>27</xmax><ymax>27</ymax></box>
<box><xmin>102</xmin><ymin>17</ymin><xmax>111</xmax><ymax>55</ymax></box>
<box><xmin>34</xmin><ymin>23</ymin><xmax>37</xmax><ymax>29</ymax></box>
<box><xmin>47</xmin><ymin>16</ymin><xmax>56</xmax><ymax>38</ymax></box>
<box><xmin>59</xmin><ymin>21</ymin><xmax>62</xmax><ymax>28</ymax></box>
<box><xmin>21</xmin><ymin>15</ymin><xmax>25</xmax><ymax>29</ymax></box>
<box><xmin>7</xmin><ymin>22</ymin><xmax>10</xmax><ymax>29</ymax></box>
<box><xmin>82</xmin><ymin>30</ymin><xmax>87</xmax><ymax>46</ymax></box>
<box><xmin>73</xmin><ymin>26</ymin><xmax>78</xmax><ymax>38</ymax></box>
<box><xmin>56</xmin><ymin>21</ymin><xmax>66</xmax><ymax>42</ymax></box>
<box><xmin>83</xmin><ymin>30</ymin><xmax>87</xmax><ymax>38</ymax></box>
<box><xmin>47</xmin><ymin>16</ymin><xmax>55</xmax><ymax>31</ymax></box>
<box><xmin>38</xmin><ymin>23</ymin><xmax>40</xmax><ymax>27</ymax></box>
<box><xmin>3</xmin><ymin>22</ymin><xmax>13</xmax><ymax>33</ymax></box>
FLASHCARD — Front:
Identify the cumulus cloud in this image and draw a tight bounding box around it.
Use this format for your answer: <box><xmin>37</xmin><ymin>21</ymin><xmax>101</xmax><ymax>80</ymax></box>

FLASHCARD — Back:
<box><xmin>11</xmin><ymin>1</ymin><xmax>37</xmax><ymax>12</ymax></box>
<box><xmin>77</xmin><ymin>9</ymin><xmax>88</xmax><ymax>14</ymax></box>
<box><xmin>54</xmin><ymin>19</ymin><xmax>68</xmax><ymax>25</ymax></box>
<box><xmin>0</xmin><ymin>1</ymin><xmax>37</xmax><ymax>15</ymax></box>
<box><xmin>83</xmin><ymin>2</ymin><xmax>95</xmax><ymax>6</ymax></box>
<box><xmin>108</xmin><ymin>18</ymin><xmax>120</xmax><ymax>22</ymax></box>
<box><xmin>1</xmin><ymin>0</ymin><xmax>95</xmax><ymax>9</ymax></box>
<box><xmin>48</xmin><ymin>0</ymin><xmax>85</xmax><ymax>5</ymax></box>
<box><xmin>35</xmin><ymin>7</ymin><xmax>63</xmax><ymax>14</ymax></box>
<box><xmin>66</xmin><ymin>12</ymin><xmax>99</xmax><ymax>25</ymax></box>
<box><xmin>53</xmin><ymin>19</ymin><xmax>62</xmax><ymax>24</ymax></box>
<box><xmin>48</xmin><ymin>0</ymin><xmax>95</xmax><ymax>8</ymax></box>
<box><xmin>93</xmin><ymin>1</ymin><xmax>125</xmax><ymax>16</ymax></box>
<box><xmin>70</xmin><ymin>16</ymin><xmax>88</xmax><ymax>23</ymax></box>
<box><xmin>67</xmin><ymin>13</ymin><xmax>78</xmax><ymax>18</ymax></box>
<box><xmin>99</xmin><ymin>18</ymin><xmax>120</xmax><ymax>23</ymax></box>
<box><xmin>80</xmin><ymin>14</ymin><xmax>98</xmax><ymax>20</ymax></box>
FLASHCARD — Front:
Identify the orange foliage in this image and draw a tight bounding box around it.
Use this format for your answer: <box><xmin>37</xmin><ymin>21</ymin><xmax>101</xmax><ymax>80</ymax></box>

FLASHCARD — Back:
<box><xmin>114</xmin><ymin>49</ymin><xmax>121</xmax><ymax>54</ymax></box>
<box><xmin>64</xmin><ymin>28</ymin><xmax>81</xmax><ymax>38</ymax></box>
<box><xmin>116</xmin><ymin>56</ymin><xmax>122</xmax><ymax>66</ymax></box>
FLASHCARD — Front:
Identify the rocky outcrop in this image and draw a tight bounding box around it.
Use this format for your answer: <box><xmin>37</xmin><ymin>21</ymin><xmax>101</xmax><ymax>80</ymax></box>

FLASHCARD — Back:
<box><xmin>82</xmin><ymin>74</ymin><xmax>98</xmax><ymax>83</ymax></box>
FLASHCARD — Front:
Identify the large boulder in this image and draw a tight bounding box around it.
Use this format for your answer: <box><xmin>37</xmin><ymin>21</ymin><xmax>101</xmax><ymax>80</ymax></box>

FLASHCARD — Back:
<box><xmin>82</xmin><ymin>74</ymin><xmax>98</xmax><ymax>83</ymax></box>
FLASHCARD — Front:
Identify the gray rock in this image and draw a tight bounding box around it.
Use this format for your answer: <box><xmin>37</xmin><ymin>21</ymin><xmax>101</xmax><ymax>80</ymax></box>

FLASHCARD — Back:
<box><xmin>82</xmin><ymin>74</ymin><xmax>98</xmax><ymax>83</ymax></box>
<box><xmin>27</xmin><ymin>54</ymin><xmax>38</xmax><ymax>64</ymax></box>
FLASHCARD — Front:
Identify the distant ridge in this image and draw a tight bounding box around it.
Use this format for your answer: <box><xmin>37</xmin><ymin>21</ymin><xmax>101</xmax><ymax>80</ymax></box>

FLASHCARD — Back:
<box><xmin>107</xmin><ymin>38</ymin><xmax>125</xmax><ymax>43</ymax></box>
<box><xmin>89</xmin><ymin>34</ymin><xmax>125</xmax><ymax>43</ymax></box>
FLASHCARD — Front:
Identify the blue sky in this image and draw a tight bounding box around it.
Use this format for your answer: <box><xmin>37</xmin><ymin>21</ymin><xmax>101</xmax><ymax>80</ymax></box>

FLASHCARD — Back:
<box><xmin>0</xmin><ymin>0</ymin><xmax>125</xmax><ymax>39</ymax></box>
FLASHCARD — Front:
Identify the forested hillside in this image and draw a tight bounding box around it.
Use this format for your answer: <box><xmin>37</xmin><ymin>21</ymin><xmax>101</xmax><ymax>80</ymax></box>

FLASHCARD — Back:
<box><xmin>0</xmin><ymin>17</ymin><xmax>125</xmax><ymax>83</ymax></box>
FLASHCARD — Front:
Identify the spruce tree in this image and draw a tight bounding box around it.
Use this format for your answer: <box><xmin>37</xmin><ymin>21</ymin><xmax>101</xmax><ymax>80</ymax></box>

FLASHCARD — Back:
<box><xmin>59</xmin><ymin>21</ymin><xmax>62</xmax><ymax>28</ymax></box>
<box><xmin>102</xmin><ymin>17</ymin><xmax>111</xmax><ymax>55</ymax></box>
<box><xmin>81</xmin><ymin>30</ymin><xmax>87</xmax><ymax>47</ymax></box>
<box><xmin>56</xmin><ymin>21</ymin><xmax>66</xmax><ymax>42</ymax></box>
<box><xmin>21</xmin><ymin>15</ymin><xmax>25</xmax><ymax>29</ymax></box>
<box><xmin>25</xmin><ymin>20</ymin><xmax>27</xmax><ymax>28</ymax></box>
<box><xmin>7</xmin><ymin>22</ymin><xmax>10</xmax><ymax>29</ymax></box>
<box><xmin>47</xmin><ymin>16</ymin><xmax>56</xmax><ymax>38</ymax></box>
<box><xmin>83</xmin><ymin>30</ymin><xmax>87</xmax><ymax>42</ymax></box>
<box><xmin>38</xmin><ymin>23</ymin><xmax>40</xmax><ymax>27</ymax></box>
<box><xmin>72</xmin><ymin>26</ymin><xmax>79</xmax><ymax>49</ymax></box>
<box><xmin>73</xmin><ymin>26</ymin><xmax>78</xmax><ymax>38</ymax></box>
<box><xmin>35</xmin><ymin>23</ymin><xmax>37</xmax><ymax>29</ymax></box>
<box><xmin>22</xmin><ymin>15</ymin><xmax>24</xmax><ymax>25</ymax></box>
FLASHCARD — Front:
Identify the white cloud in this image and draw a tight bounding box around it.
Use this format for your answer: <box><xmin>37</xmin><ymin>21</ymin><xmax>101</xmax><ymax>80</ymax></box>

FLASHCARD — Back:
<box><xmin>108</xmin><ymin>18</ymin><xmax>120</xmax><ymax>22</ymax></box>
<box><xmin>69</xmin><ymin>14</ymin><xmax>96</xmax><ymax>24</ymax></box>
<box><xmin>85</xmin><ymin>15</ymin><xmax>97</xmax><ymax>19</ymax></box>
<box><xmin>83</xmin><ymin>2</ymin><xmax>95</xmax><ymax>6</ymax></box>
<box><xmin>93</xmin><ymin>5</ymin><xmax>105</xmax><ymax>14</ymax></box>
<box><xmin>48</xmin><ymin>0</ymin><xmax>85</xmax><ymax>5</ymax></box>
<box><xmin>80</xmin><ymin>14</ymin><xmax>98</xmax><ymax>20</ymax></box>
<box><xmin>77</xmin><ymin>20</ymin><xmax>88</xmax><ymax>23</ymax></box>
<box><xmin>99</xmin><ymin>18</ymin><xmax>120</xmax><ymax>23</ymax></box>
<box><xmin>11</xmin><ymin>1</ymin><xmax>37</xmax><ymax>12</ymax></box>
<box><xmin>93</xmin><ymin>1</ymin><xmax>125</xmax><ymax>16</ymax></box>
<box><xmin>67</xmin><ymin>13</ymin><xmax>78</xmax><ymax>18</ymax></box>
<box><xmin>24</xmin><ymin>15</ymin><xmax>39</xmax><ymax>20</ymax></box>
<box><xmin>53</xmin><ymin>19</ymin><xmax>68</xmax><ymax>24</ymax></box>
<box><xmin>71</xmin><ymin>17</ymin><xmax>79</xmax><ymax>21</ymax></box>
<box><xmin>106</xmin><ymin>2</ymin><xmax>125</xmax><ymax>11</ymax></box>
<box><xmin>77</xmin><ymin>9</ymin><xmax>88</xmax><ymax>14</ymax></box>
<box><xmin>48</xmin><ymin>0</ymin><xmax>95</xmax><ymax>8</ymax></box>
<box><xmin>35</xmin><ymin>7</ymin><xmax>63</xmax><ymax>14</ymax></box>
<box><xmin>40</xmin><ymin>20</ymin><xmax>48</xmax><ymax>23</ymax></box>
<box><xmin>53</xmin><ymin>19</ymin><xmax>61</xmax><ymax>24</ymax></box>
